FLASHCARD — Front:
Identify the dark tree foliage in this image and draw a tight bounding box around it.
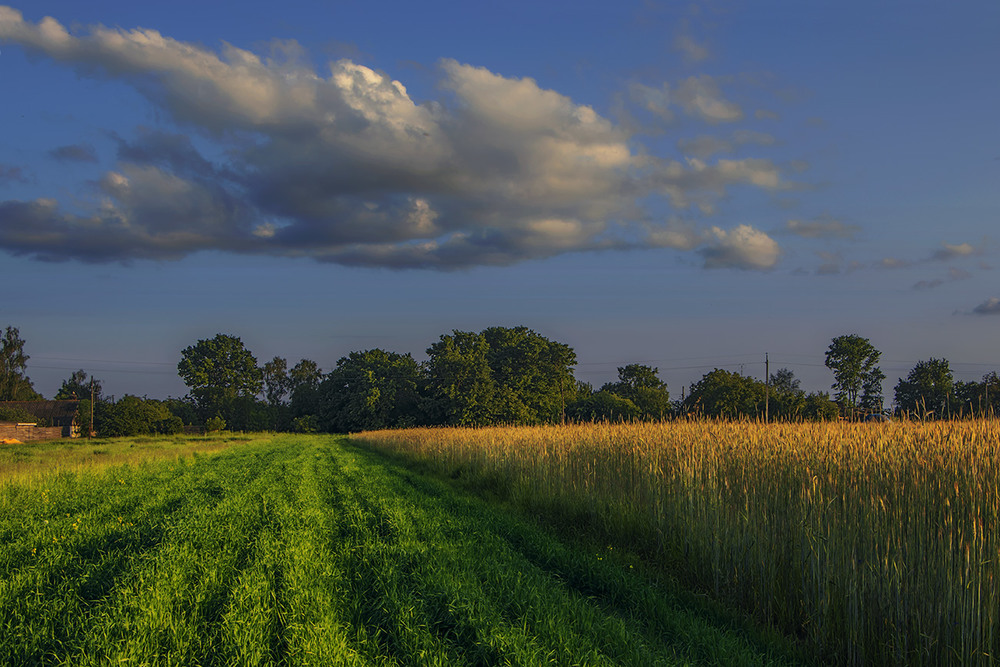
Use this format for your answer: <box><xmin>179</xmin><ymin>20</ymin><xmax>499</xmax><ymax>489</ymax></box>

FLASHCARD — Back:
<box><xmin>55</xmin><ymin>369</ymin><xmax>103</xmax><ymax>402</ymax></box>
<box><xmin>825</xmin><ymin>334</ymin><xmax>885</xmax><ymax>418</ymax></box>
<box><xmin>177</xmin><ymin>334</ymin><xmax>263</xmax><ymax>424</ymax></box>
<box><xmin>894</xmin><ymin>358</ymin><xmax>955</xmax><ymax>419</ymax></box>
<box><xmin>288</xmin><ymin>359</ymin><xmax>323</xmax><ymax>420</ymax></box>
<box><xmin>954</xmin><ymin>372</ymin><xmax>1000</xmax><ymax>417</ymax></box>
<box><xmin>261</xmin><ymin>356</ymin><xmax>291</xmax><ymax>407</ymax></box>
<box><xmin>0</xmin><ymin>326</ymin><xmax>42</xmax><ymax>401</ymax></box>
<box><xmin>424</xmin><ymin>326</ymin><xmax>577</xmax><ymax>426</ymax></box>
<box><xmin>601</xmin><ymin>364</ymin><xmax>671</xmax><ymax>420</ymax></box>
<box><xmin>94</xmin><ymin>395</ymin><xmax>179</xmax><ymax>437</ymax></box>
<box><xmin>318</xmin><ymin>349</ymin><xmax>422</xmax><ymax>433</ymax></box>
<box><xmin>683</xmin><ymin>369</ymin><xmax>765</xmax><ymax>419</ymax></box>
<box><xmin>567</xmin><ymin>391</ymin><xmax>640</xmax><ymax>422</ymax></box>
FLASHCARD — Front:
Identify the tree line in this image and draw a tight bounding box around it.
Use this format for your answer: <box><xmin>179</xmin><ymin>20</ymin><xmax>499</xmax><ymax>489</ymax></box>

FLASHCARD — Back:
<box><xmin>1</xmin><ymin>325</ymin><xmax>998</xmax><ymax>436</ymax></box>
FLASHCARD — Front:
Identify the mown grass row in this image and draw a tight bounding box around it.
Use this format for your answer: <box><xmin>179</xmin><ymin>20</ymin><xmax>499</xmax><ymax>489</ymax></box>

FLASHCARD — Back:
<box><xmin>0</xmin><ymin>434</ymin><xmax>801</xmax><ymax>665</ymax></box>
<box><xmin>352</xmin><ymin>421</ymin><xmax>1000</xmax><ymax>666</ymax></box>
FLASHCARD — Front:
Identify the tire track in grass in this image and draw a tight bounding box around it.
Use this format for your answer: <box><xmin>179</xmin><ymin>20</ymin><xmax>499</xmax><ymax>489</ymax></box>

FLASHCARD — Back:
<box><xmin>0</xmin><ymin>463</ymin><xmax>225</xmax><ymax>665</ymax></box>
<box><xmin>340</xmin><ymin>440</ymin><xmax>806</xmax><ymax>666</ymax></box>
<box><xmin>73</xmin><ymin>445</ymin><xmax>294</xmax><ymax>664</ymax></box>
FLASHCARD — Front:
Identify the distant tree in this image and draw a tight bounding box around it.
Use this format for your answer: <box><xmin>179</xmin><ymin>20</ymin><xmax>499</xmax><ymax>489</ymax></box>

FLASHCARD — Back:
<box><xmin>894</xmin><ymin>358</ymin><xmax>954</xmax><ymax>419</ymax></box>
<box><xmin>288</xmin><ymin>359</ymin><xmax>323</xmax><ymax>419</ymax></box>
<box><xmin>424</xmin><ymin>330</ymin><xmax>496</xmax><ymax>426</ymax></box>
<box><xmin>824</xmin><ymin>335</ymin><xmax>885</xmax><ymax>418</ymax></box>
<box><xmin>318</xmin><ymin>349</ymin><xmax>422</xmax><ymax>432</ymax></box>
<box><xmin>767</xmin><ymin>368</ymin><xmax>806</xmax><ymax>420</ymax></box>
<box><xmin>802</xmin><ymin>392</ymin><xmax>840</xmax><ymax>421</ymax></box>
<box><xmin>177</xmin><ymin>334</ymin><xmax>263</xmax><ymax>423</ymax></box>
<box><xmin>602</xmin><ymin>364</ymin><xmax>671</xmax><ymax>420</ymax></box>
<box><xmin>94</xmin><ymin>395</ymin><xmax>176</xmax><ymax>437</ymax></box>
<box><xmin>683</xmin><ymin>369</ymin><xmax>765</xmax><ymax>419</ymax></box>
<box><xmin>424</xmin><ymin>326</ymin><xmax>577</xmax><ymax>426</ymax></box>
<box><xmin>567</xmin><ymin>391</ymin><xmax>640</xmax><ymax>422</ymax></box>
<box><xmin>0</xmin><ymin>326</ymin><xmax>42</xmax><ymax>401</ymax></box>
<box><xmin>55</xmin><ymin>369</ymin><xmax>103</xmax><ymax>402</ymax></box>
<box><xmin>261</xmin><ymin>357</ymin><xmax>291</xmax><ymax>407</ymax></box>
<box><xmin>480</xmin><ymin>326</ymin><xmax>577</xmax><ymax>424</ymax></box>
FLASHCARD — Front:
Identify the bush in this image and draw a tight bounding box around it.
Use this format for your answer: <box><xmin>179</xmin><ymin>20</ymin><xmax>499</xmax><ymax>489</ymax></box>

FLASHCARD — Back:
<box><xmin>155</xmin><ymin>415</ymin><xmax>185</xmax><ymax>435</ymax></box>
<box><xmin>205</xmin><ymin>415</ymin><xmax>226</xmax><ymax>433</ymax></box>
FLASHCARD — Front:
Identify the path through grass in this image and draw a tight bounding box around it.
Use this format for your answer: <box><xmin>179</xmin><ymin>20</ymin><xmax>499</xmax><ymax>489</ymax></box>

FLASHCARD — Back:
<box><xmin>0</xmin><ymin>434</ymin><xmax>803</xmax><ymax>665</ymax></box>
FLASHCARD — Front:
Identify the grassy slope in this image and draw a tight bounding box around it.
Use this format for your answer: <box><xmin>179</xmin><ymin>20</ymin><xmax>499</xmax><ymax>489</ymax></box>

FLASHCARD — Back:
<box><xmin>0</xmin><ymin>435</ymin><xmax>805</xmax><ymax>666</ymax></box>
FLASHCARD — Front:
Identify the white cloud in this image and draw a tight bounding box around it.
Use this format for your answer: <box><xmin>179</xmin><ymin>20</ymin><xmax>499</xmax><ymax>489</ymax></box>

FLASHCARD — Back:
<box><xmin>700</xmin><ymin>225</ymin><xmax>780</xmax><ymax>270</ymax></box>
<box><xmin>0</xmin><ymin>7</ymin><xmax>798</xmax><ymax>271</ymax></box>
<box><xmin>675</xmin><ymin>75</ymin><xmax>743</xmax><ymax>123</ymax></box>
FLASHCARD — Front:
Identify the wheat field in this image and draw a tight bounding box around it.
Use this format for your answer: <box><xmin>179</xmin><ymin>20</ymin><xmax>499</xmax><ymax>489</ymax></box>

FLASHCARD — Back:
<box><xmin>353</xmin><ymin>420</ymin><xmax>1000</xmax><ymax>665</ymax></box>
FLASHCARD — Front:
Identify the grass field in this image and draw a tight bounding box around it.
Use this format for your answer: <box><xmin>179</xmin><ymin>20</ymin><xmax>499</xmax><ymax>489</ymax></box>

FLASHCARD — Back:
<box><xmin>353</xmin><ymin>421</ymin><xmax>1000</xmax><ymax>666</ymax></box>
<box><xmin>0</xmin><ymin>434</ymin><xmax>802</xmax><ymax>666</ymax></box>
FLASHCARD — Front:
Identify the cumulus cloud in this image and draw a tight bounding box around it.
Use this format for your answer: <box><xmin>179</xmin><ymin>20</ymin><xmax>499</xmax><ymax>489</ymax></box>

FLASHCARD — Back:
<box><xmin>0</xmin><ymin>7</ymin><xmax>795</xmax><ymax>270</ymax></box>
<box><xmin>973</xmin><ymin>298</ymin><xmax>1000</xmax><ymax>315</ymax></box>
<box><xmin>930</xmin><ymin>242</ymin><xmax>976</xmax><ymax>261</ymax></box>
<box><xmin>699</xmin><ymin>225</ymin><xmax>780</xmax><ymax>270</ymax></box>
<box><xmin>48</xmin><ymin>143</ymin><xmax>98</xmax><ymax>162</ymax></box>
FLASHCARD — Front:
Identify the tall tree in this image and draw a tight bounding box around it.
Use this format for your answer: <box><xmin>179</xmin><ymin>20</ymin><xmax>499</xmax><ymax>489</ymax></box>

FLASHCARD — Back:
<box><xmin>54</xmin><ymin>369</ymin><xmax>103</xmax><ymax>402</ymax></box>
<box><xmin>177</xmin><ymin>334</ymin><xmax>263</xmax><ymax>422</ymax></box>
<box><xmin>261</xmin><ymin>356</ymin><xmax>291</xmax><ymax>407</ymax></box>
<box><xmin>425</xmin><ymin>326</ymin><xmax>577</xmax><ymax>426</ymax></box>
<box><xmin>318</xmin><ymin>349</ymin><xmax>422</xmax><ymax>432</ymax></box>
<box><xmin>288</xmin><ymin>359</ymin><xmax>323</xmax><ymax>419</ymax></box>
<box><xmin>824</xmin><ymin>334</ymin><xmax>885</xmax><ymax>418</ymax></box>
<box><xmin>601</xmin><ymin>364</ymin><xmax>671</xmax><ymax>420</ymax></box>
<box><xmin>424</xmin><ymin>330</ymin><xmax>496</xmax><ymax>426</ymax></box>
<box><xmin>894</xmin><ymin>358</ymin><xmax>954</xmax><ymax>419</ymax></box>
<box><xmin>0</xmin><ymin>326</ymin><xmax>42</xmax><ymax>401</ymax></box>
<box><xmin>682</xmin><ymin>368</ymin><xmax>765</xmax><ymax>419</ymax></box>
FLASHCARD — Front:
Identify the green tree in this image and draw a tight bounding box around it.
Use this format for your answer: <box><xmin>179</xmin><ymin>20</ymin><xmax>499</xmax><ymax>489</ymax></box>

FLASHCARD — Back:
<box><xmin>0</xmin><ymin>326</ymin><xmax>42</xmax><ymax>401</ymax></box>
<box><xmin>54</xmin><ymin>369</ymin><xmax>102</xmax><ymax>402</ymax></box>
<box><xmin>481</xmin><ymin>326</ymin><xmax>577</xmax><ymax>424</ymax></box>
<box><xmin>177</xmin><ymin>334</ymin><xmax>263</xmax><ymax>423</ymax></box>
<box><xmin>94</xmin><ymin>395</ymin><xmax>175</xmax><ymax>437</ymax></box>
<box><xmin>318</xmin><ymin>349</ymin><xmax>422</xmax><ymax>432</ymax></box>
<box><xmin>767</xmin><ymin>368</ymin><xmax>806</xmax><ymax>420</ymax></box>
<box><xmin>683</xmin><ymin>369</ymin><xmax>765</xmax><ymax>419</ymax></box>
<box><xmin>424</xmin><ymin>330</ymin><xmax>496</xmax><ymax>426</ymax></box>
<box><xmin>425</xmin><ymin>326</ymin><xmax>577</xmax><ymax>426</ymax></box>
<box><xmin>261</xmin><ymin>356</ymin><xmax>291</xmax><ymax>407</ymax></box>
<box><xmin>824</xmin><ymin>334</ymin><xmax>885</xmax><ymax>418</ymax></box>
<box><xmin>802</xmin><ymin>391</ymin><xmax>840</xmax><ymax>421</ymax></box>
<box><xmin>602</xmin><ymin>364</ymin><xmax>671</xmax><ymax>420</ymax></box>
<box><xmin>894</xmin><ymin>358</ymin><xmax>955</xmax><ymax>419</ymax></box>
<box><xmin>288</xmin><ymin>359</ymin><xmax>323</xmax><ymax>420</ymax></box>
<box><xmin>567</xmin><ymin>391</ymin><xmax>640</xmax><ymax>422</ymax></box>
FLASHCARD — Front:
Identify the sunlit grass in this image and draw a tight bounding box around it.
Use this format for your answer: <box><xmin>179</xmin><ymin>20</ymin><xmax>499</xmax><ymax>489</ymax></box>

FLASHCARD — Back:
<box><xmin>0</xmin><ymin>433</ymin><xmax>800</xmax><ymax>665</ymax></box>
<box><xmin>0</xmin><ymin>433</ymin><xmax>254</xmax><ymax>486</ymax></box>
<box><xmin>352</xmin><ymin>420</ymin><xmax>1000</xmax><ymax>665</ymax></box>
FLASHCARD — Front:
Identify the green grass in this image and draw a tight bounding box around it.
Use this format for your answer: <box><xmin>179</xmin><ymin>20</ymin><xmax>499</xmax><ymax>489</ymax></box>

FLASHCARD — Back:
<box><xmin>0</xmin><ymin>434</ymin><xmax>804</xmax><ymax>665</ymax></box>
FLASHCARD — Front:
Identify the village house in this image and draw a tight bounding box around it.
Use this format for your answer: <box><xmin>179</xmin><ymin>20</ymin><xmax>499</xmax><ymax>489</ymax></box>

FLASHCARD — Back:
<box><xmin>0</xmin><ymin>400</ymin><xmax>82</xmax><ymax>441</ymax></box>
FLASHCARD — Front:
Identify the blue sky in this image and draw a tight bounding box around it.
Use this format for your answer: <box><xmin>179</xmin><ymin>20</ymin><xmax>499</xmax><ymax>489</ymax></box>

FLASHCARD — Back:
<box><xmin>1</xmin><ymin>0</ymin><xmax>998</xmax><ymax>401</ymax></box>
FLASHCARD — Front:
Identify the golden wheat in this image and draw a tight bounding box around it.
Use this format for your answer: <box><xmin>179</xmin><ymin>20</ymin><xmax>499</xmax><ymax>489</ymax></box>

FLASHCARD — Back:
<box><xmin>352</xmin><ymin>420</ymin><xmax>1000</xmax><ymax>665</ymax></box>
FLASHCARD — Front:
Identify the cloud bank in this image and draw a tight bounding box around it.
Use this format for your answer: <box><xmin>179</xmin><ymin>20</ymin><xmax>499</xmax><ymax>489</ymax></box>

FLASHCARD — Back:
<box><xmin>0</xmin><ymin>6</ymin><xmax>791</xmax><ymax>270</ymax></box>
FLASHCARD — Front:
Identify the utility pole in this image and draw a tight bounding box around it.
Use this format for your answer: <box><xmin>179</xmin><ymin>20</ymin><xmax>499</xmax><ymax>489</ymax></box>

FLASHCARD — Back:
<box><xmin>764</xmin><ymin>353</ymin><xmax>769</xmax><ymax>423</ymax></box>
